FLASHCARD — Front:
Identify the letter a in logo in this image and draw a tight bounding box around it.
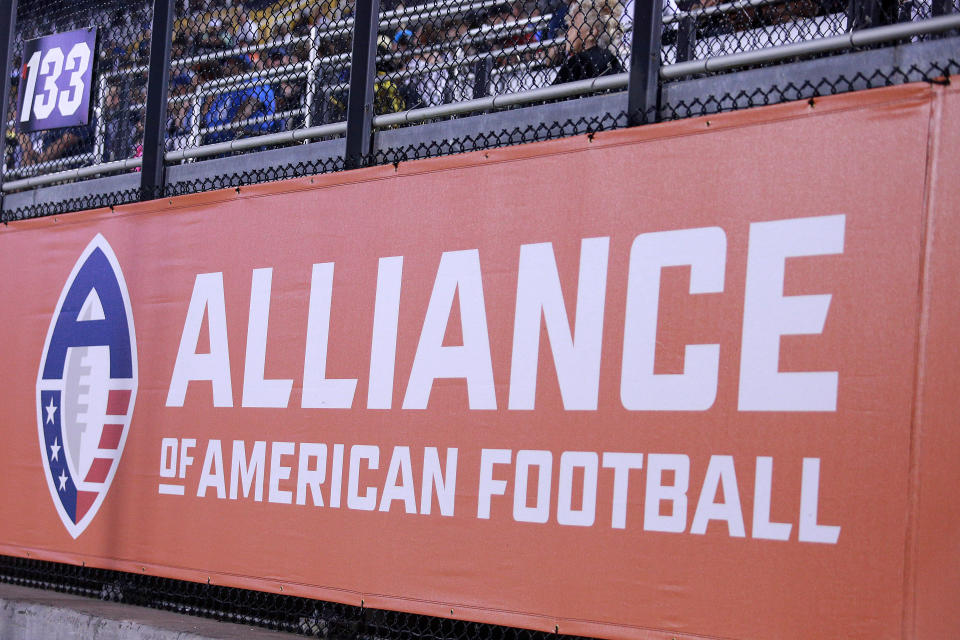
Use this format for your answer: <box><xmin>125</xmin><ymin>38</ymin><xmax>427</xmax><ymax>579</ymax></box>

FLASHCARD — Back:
<box><xmin>37</xmin><ymin>234</ymin><xmax>137</xmax><ymax>538</ymax></box>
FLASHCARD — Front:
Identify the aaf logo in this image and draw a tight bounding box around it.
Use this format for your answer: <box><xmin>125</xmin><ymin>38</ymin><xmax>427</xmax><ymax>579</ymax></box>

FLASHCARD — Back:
<box><xmin>36</xmin><ymin>234</ymin><xmax>137</xmax><ymax>538</ymax></box>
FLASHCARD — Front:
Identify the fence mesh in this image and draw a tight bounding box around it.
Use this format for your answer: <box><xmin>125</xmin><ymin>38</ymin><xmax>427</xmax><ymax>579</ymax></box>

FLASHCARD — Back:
<box><xmin>4</xmin><ymin>0</ymin><xmax>960</xmax><ymax>192</ymax></box>
<box><xmin>5</xmin><ymin>0</ymin><xmax>152</xmax><ymax>181</ymax></box>
<box><xmin>166</xmin><ymin>0</ymin><xmax>353</xmax><ymax>155</ymax></box>
<box><xmin>661</xmin><ymin>0</ymin><xmax>960</xmax><ymax>65</ymax></box>
<box><xmin>0</xmin><ymin>553</ymin><xmax>594</xmax><ymax>640</ymax></box>
<box><xmin>370</xmin><ymin>0</ymin><xmax>629</xmax><ymax>113</ymax></box>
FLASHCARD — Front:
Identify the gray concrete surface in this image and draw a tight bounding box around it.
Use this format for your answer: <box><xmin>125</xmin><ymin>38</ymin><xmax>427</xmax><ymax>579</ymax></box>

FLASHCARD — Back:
<box><xmin>0</xmin><ymin>582</ymin><xmax>298</xmax><ymax>640</ymax></box>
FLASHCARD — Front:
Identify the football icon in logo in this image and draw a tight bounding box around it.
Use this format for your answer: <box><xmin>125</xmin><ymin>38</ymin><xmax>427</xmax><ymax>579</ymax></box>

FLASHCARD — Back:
<box><xmin>36</xmin><ymin>234</ymin><xmax>137</xmax><ymax>538</ymax></box>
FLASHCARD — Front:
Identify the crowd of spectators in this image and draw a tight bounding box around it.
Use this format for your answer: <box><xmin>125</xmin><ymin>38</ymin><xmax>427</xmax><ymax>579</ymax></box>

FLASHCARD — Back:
<box><xmin>5</xmin><ymin>0</ymin><xmax>905</xmax><ymax>175</ymax></box>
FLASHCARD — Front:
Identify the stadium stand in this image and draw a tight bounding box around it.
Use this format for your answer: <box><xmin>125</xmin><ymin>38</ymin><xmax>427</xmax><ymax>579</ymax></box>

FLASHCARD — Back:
<box><xmin>8</xmin><ymin>0</ymin><xmax>946</xmax><ymax>183</ymax></box>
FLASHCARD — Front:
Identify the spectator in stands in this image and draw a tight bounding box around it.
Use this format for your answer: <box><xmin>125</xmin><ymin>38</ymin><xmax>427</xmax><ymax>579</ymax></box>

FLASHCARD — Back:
<box><xmin>5</xmin><ymin>72</ymin><xmax>19</xmax><ymax>171</ymax></box>
<box><xmin>375</xmin><ymin>35</ymin><xmax>407</xmax><ymax>114</ymax></box>
<box><xmin>491</xmin><ymin>2</ymin><xmax>541</xmax><ymax>66</ymax></box>
<box><xmin>552</xmin><ymin>0</ymin><xmax>624</xmax><ymax>84</ymax></box>
<box><xmin>100</xmin><ymin>83</ymin><xmax>139</xmax><ymax>162</ymax></box>
<box><xmin>393</xmin><ymin>28</ymin><xmax>425</xmax><ymax>109</ymax></box>
<box><xmin>16</xmin><ymin>127</ymin><xmax>93</xmax><ymax>168</ymax></box>
<box><xmin>4</xmin><ymin>129</ymin><xmax>17</xmax><ymax>173</ymax></box>
<box><xmin>330</xmin><ymin>35</ymin><xmax>406</xmax><ymax>118</ymax></box>
<box><xmin>201</xmin><ymin>55</ymin><xmax>277</xmax><ymax>145</ymax></box>
<box><xmin>235</xmin><ymin>5</ymin><xmax>262</xmax><ymax>45</ymax></box>
<box><xmin>291</xmin><ymin>4</ymin><xmax>331</xmax><ymax>37</ymax></box>
<box><xmin>171</xmin><ymin>33</ymin><xmax>191</xmax><ymax>64</ymax></box>
<box><xmin>405</xmin><ymin>23</ymin><xmax>447</xmax><ymax>107</ymax></box>
<box><xmin>543</xmin><ymin>0</ymin><xmax>570</xmax><ymax>40</ymax></box>
<box><xmin>197</xmin><ymin>17</ymin><xmax>232</xmax><ymax>54</ymax></box>
<box><xmin>266</xmin><ymin>48</ymin><xmax>305</xmax><ymax>128</ymax></box>
<box><xmin>166</xmin><ymin>73</ymin><xmax>196</xmax><ymax>152</ymax></box>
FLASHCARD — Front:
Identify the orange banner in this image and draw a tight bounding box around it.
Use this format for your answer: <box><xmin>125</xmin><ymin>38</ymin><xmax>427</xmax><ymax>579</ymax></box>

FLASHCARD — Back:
<box><xmin>1</xmin><ymin>81</ymin><xmax>958</xmax><ymax>640</ymax></box>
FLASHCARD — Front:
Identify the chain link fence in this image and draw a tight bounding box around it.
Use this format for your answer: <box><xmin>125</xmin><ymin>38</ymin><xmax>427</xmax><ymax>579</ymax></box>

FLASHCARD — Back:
<box><xmin>4</xmin><ymin>0</ymin><xmax>153</xmax><ymax>181</ymax></box>
<box><xmin>0</xmin><ymin>554</ymin><xmax>594</xmax><ymax>639</ymax></box>
<box><xmin>3</xmin><ymin>0</ymin><xmax>956</xmax><ymax>196</ymax></box>
<box><xmin>661</xmin><ymin>0</ymin><xmax>959</xmax><ymax>65</ymax></box>
<box><xmin>165</xmin><ymin>0</ymin><xmax>352</xmax><ymax>154</ymax></box>
<box><xmin>368</xmin><ymin>0</ymin><xmax>628</xmax><ymax>112</ymax></box>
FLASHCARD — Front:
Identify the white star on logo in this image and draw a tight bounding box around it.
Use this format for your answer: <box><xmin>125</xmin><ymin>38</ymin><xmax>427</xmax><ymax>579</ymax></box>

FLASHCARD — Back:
<box><xmin>50</xmin><ymin>438</ymin><xmax>61</xmax><ymax>462</ymax></box>
<box><xmin>57</xmin><ymin>470</ymin><xmax>68</xmax><ymax>492</ymax></box>
<box><xmin>45</xmin><ymin>396</ymin><xmax>58</xmax><ymax>424</ymax></box>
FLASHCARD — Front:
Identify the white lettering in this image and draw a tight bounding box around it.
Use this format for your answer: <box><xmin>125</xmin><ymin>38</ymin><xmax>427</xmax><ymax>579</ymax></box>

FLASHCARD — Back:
<box><xmin>739</xmin><ymin>215</ymin><xmax>845</xmax><ymax>411</ymax></box>
<box><xmin>602</xmin><ymin>452</ymin><xmax>643</xmax><ymax>529</ymax></box>
<box><xmin>367</xmin><ymin>256</ymin><xmax>403</xmax><ymax>409</ymax></box>
<box><xmin>167</xmin><ymin>273</ymin><xmax>233</xmax><ymax>407</ymax></box>
<box><xmin>513</xmin><ymin>450</ymin><xmax>552</xmax><ymax>524</ymax></box>
<box><xmin>296</xmin><ymin>443</ymin><xmax>327</xmax><ymax>506</ymax></box>
<box><xmin>509</xmin><ymin>238</ymin><xmax>609</xmax><ymax>410</ymax></box>
<box><xmin>229</xmin><ymin>440</ymin><xmax>265</xmax><ymax>501</ymax></box>
<box><xmin>268</xmin><ymin>441</ymin><xmax>295</xmax><ymax>504</ymax></box>
<box><xmin>242</xmin><ymin>268</ymin><xmax>293</xmax><ymax>408</ymax></box>
<box><xmin>557</xmin><ymin>451</ymin><xmax>598</xmax><ymax>526</ymax></box>
<box><xmin>159</xmin><ymin>438</ymin><xmax>178</xmax><ymax>477</ymax></box>
<box><xmin>622</xmin><ymin>228</ymin><xmax>726</xmax><ymax>411</ymax></box>
<box><xmin>477</xmin><ymin>449</ymin><xmax>511</xmax><ymax>519</ymax></box>
<box><xmin>379</xmin><ymin>446</ymin><xmax>417</xmax><ymax>513</ymax></box>
<box><xmin>644</xmin><ymin>453</ymin><xmax>689</xmax><ymax>533</ymax></box>
<box><xmin>347</xmin><ymin>444</ymin><xmax>379</xmax><ymax>510</ymax></box>
<box><xmin>197</xmin><ymin>440</ymin><xmax>226</xmax><ymax>499</ymax></box>
<box><xmin>420</xmin><ymin>447</ymin><xmax>457</xmax><ymax>516</ymax></box>
<box><xmin>403</xmin><ymin>250</ymin><xmax>496</xmax><ymax>410</ymax></box>
<box><xmin>798</xmin><ymin>457</ymin><xmax>841</xmax><ymax>543</ymax></box>
<box><xmin>329</xmin><ymin>443</ymin><xmax>344</xmax><ymax>508</ymax></box>
<box><xmin>752</xmin><ymin>456</ymin><xmax>792</xmax><ymax>540</ymax></box>
<box><xmin>690</xmin><ymin>455</ymin><xmax>745</xmax><ymax>536</ymax></box>
<box><xmin>302</xmin><ymin>263</ymin><xmax>357</xmax><ymax>409</ymax></box>
<box><xmin>178</xmin><ymin>438</ymin><xmax>196</xmax><ymax>478</ymax></box>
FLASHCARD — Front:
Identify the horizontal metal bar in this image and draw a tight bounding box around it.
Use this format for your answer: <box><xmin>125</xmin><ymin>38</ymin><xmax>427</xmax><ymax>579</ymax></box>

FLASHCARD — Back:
<box><xmin>195</xmin><ymin>53</ymin><xmax>350</xmax><ymax>93</ymax></box>
<box><xmin>3</xmin><ymin>153</ymin><xmax>95</xmax><ymax>180</ymax></box>
<box><xmin>663</xmin><ymin>0</ymin><xmax>789</xmax><ymax>25</ymax></box>
<box><xmin>2</xmin><ymin>157</ymin><xmax>142</xmax><ymax>192</ymax></box>
<box><xmin>177</xmin><ymin>34</ymin><xmax>562</xmax><ymax>100</ymax></box>
<box><xmin>378</xmin><ymin>15</ymin><xmax>554</xmax><ymax>64</ymax></box>
<box><xmin>373</xmin><ymin>72</ymin><xmax>627</xmax><ymax>128</ymax></box>
<box><xmin>103</xmin><ymin>33</ymin><xmax>314</xmax><ymax>80</ymax></box>
<box><xmin>375</xmin><ymin>38</ymin><xmax>563</xmax><ymax>85</ymax></box>
<box><xmin>660</xmin><ymin>13</ymin><xmax>960</xmax><ymax>79</ymax></box>
<box><xmin>198</xmin><ymin>108</ymin><xmax>305</xmax><ymax>136</ymax></box>
<box><xmin>164</xmin><ymin>121</ymin><xmax>347</xmax><ymax>162</ymax></box>
<box><xmin>102</xmin><ymin>0</ymin><xmax>502</xmax><ymax>85</ymax></box>
<box><xmin>379</xmin><ymin>0</ymin><xmax>506</xmax><ymax>29</ymax></box>
<box><xmin>470</xmin><ymin>12</ymin><xmax>553</xmax><ymax>38</ymax></box>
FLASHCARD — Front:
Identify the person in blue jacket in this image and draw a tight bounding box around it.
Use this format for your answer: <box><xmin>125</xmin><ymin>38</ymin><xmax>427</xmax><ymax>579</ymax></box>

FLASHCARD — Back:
<box><xmin>202</xmin><ymin>55</ymin><xmax>276</xmax><ymax>145</ymax></box>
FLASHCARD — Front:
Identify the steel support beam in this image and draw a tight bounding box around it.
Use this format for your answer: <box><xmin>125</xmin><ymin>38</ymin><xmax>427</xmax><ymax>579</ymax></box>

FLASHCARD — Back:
<box><xmin>0</xmin><ymin>0</ymin><xmax>19</xmax><ymax>214</ymax></box>
<box><xmin>140</xmin><ymin>0</ymin><xmax>176</xmax><ymax>200</ymax></box>
<box><xmin>627</xmin><ymin>0</ymin><xmax>663</xmax><ymax>126</ymax></box>
<box><xmin>344</xmin><ymin>0</ymin><xmax>381</xmax><ymax>169</ymax></box>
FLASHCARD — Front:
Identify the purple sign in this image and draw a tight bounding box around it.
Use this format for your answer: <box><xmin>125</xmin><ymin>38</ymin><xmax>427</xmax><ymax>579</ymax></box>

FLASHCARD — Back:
<box><xmin>17</xmin><ymin>28</ymin><xmax>98</xmax><ymax>132</ymax></box>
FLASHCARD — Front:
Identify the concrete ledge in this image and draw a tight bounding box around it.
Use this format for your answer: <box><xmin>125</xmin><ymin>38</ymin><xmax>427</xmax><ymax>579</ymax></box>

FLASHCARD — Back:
<box><xmin>0</xmin><ymin>583</ymin><xmax>295</xmax><ymax>640</ymax></box>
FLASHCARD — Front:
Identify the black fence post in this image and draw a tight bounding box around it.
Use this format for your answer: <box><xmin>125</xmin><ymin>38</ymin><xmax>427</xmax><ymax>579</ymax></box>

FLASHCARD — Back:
<box><xmin>473</xmin><ymin>58</ymin><xmax>493</xmax><ymax>99</ymax></box>
<box><xmin>140</xmin><ymin>0</ymin><xmax>176</xmax><ymax>201</ymax></box>
<box><xmin>675</xmin><ymin>15</ymin><xmax>696</xmax><ymax>63</ymax></box>
<box><xmin>627</xmin><ymin>0</ymin><xmax>663</xmax><ymax>126</ymax></box>
<box><xmin>847</xmin><ymin>0</ymin><xmax>886</xmax><ymax>29</ymax></box>
<box><xmin>0</xmin><ymin>0</ymin><xmax>19</xmax><ymax>214</ymax></box>
<box><xmin>344</xmin><ymin>0</ymin><xmax>381</xmax><ymax>170</ymax></box>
